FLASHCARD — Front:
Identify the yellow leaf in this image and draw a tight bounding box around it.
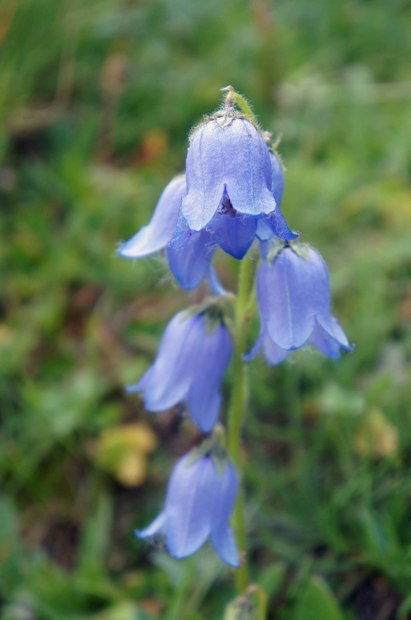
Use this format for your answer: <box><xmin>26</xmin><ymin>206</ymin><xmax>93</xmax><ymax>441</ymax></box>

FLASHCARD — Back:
<box><xmin>93</xmin><ymin>423</ymin><xmax>157</xmax><ymax>486</ymax></box>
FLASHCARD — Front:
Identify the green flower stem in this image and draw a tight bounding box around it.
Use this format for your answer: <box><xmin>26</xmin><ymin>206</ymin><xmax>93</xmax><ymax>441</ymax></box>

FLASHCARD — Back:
<box><xmin>227</xmin><ymin>252</ymin><xmax>256</xmax><ymax>594</ymax></box>
<box><xmin>166</xmin><ymin>558</ymin><xmax>193</xmax><ymax>620</ymax></box>
<box><xmin>222</xmin><ymin>85</ymin><xmax>258</xmax><ymax>125</ymax></box>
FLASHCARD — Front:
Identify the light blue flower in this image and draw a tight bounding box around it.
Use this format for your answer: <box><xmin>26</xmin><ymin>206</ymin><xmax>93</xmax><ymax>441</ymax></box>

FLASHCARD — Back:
<box><xmin>118</xmin><ymin>175</ymin><xmax>213</xmax><ymax>290</ymax></box>
<box><xmin>127</xmin><ymin>308</ymin><xmax>233</xmax><ymax>432</ymax></box>
<box><xmin>182</xmin><ymin>115</ymin><xmax>279</xmax><ymax>231</ymax></box>
<box><xmin>249</xmin><ymin>243</ymin><xmax>352</xmax><ymax>364</ymax></box>
<box><xmin>136</xmin><ymin>452</ymin><xmax>239</xmax><ymax>567</ymax></box>
<box><xmin>119</xmin><ymin>175</ymin><xmax>185</xmax><ymax>259</ymax></box>
<box><xmin>118</xmin><ymin>152</ymin><xmax>296</xmax><ymax>290</ymax></box>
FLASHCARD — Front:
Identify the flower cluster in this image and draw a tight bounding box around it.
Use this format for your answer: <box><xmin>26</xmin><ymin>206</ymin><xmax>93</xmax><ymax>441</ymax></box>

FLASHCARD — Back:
<box><xmin>119</xmin><ymin>108</ymin><xmax>297</xmax><ymax>290</ymax></box>
<box><xmin>119</xmin><ymin>88</ymin><xmax>351</xmax><ymax>568</ymax></box>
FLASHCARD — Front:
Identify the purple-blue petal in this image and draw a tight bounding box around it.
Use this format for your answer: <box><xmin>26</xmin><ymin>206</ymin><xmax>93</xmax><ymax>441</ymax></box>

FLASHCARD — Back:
<box><xmin>256</xmin><ymin>212</ymin><xmax>298</xmax><ymax>242</ymax></box>
<box><xmin>269</xmin><ymin>152</ymin><xmax>285</xmax><ymax>208</ymax></box>
<box><xmin>213</xmin><ymin>527</ymin><xmax>239</xmax><ymax>568</ymax></box>
<box><xmin>167</xmin><ymin>214</ymin><xmax>215</xmax><ymax>290</ymax></box>
<box><xmin>246</xmin><ymin>327</ymin><xmax>290</xmax><ymax>365</ymax></box>
<box><xmin>269</xmin><ymin>209</ymin><xmax>299</xmax><ymax>241</ymax></box>
<box><xmin>313</xmin><ymin>316</ymin><xmax>353</xmax><ymax>357</ymax></box>
<box><xmin>127</xmin><ymin>311</ymin><xmax>198</xmax><ymax>411</ymax></box>
<box><xmin>210</xmin><ymin>209</ymin><xmax>257</xmax><ymax>259</ymax></box>
<box><xmin>135</xmin><ymin>512</ymin><xmax>166</xmax><ymax>539</ymax></box>
<box><xmin>182</xmin><ymin>118</ymin><xmax>276</xmax><ymax>231</ymax></box>
<box><xmin>207</xmin><ymin>265</ymin><xmax>227</xmax><ymax>296</ymax></box>
<box><xmin>186</xmin><ymin>322</ymin><xmax>233</xmax><ymax>432</ymax></box>
<box><xmin>118</xmin><ymin>175</ymin><xmax>185</xmax><ymax>258</ymax></box>
<box><xmin>257</xmin><ymin>249</ymin><xmax>315</xmax><ymax>350</ymax></box>
<box><xmin>303</xmin><ymin>247</ymin><xmax>333</xmax><ymax>315</ymax></box>
<box><xmin>210</xmin><ymin>461</ymin><xmax>239</xmax><ymax>567</ymax></box>
<box><xmin>223</xmin><ymin>120</ymin><xmax>276</xmax><ymax>218</ymax></box>
<box><xmin>165</xmin><ymin>455</ymin><xmax>214</xmax><ymax>559</ymax></box>
<box><xmin>182</xmin><ymin>121</ymin><xmax>227</xmax><ymax>231</ymax></box>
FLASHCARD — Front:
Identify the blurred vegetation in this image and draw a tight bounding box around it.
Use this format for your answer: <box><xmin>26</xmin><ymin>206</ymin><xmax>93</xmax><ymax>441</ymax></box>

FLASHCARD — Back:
<box><xmin>1</xmin><ymin>0</ymin><xmax>411</xmax><ymax>618</ymax></box>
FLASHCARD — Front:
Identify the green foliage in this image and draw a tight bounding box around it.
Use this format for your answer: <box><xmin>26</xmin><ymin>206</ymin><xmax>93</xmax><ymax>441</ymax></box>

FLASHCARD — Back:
<box><xmin>294</xmin><ymin>577</ymin><xmax>342</xmax><ymax>620</ymax></box>
<box><xmin>1</xmin><ymin>0</ymin><xmax>411</xmax><ymax>618</ymax></box>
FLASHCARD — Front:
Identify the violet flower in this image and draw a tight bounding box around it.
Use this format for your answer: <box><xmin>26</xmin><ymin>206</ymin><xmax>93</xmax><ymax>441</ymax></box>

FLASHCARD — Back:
<box><xmin>249</xmin><ymin>243</ymin><xmax>352</xmax><ymax>364</ymax></box>
<box><xmin>118</xmin><ymin>175</ymin><xmax>213</xmax><ymax>290</ymax></box>
<box><xmin>182</xmin><ymin>115</ymin><xmax>278</xmax><ymax>230</ymax></box>
<box><xmin>127</xmin><ymin>308</ymin><xmax>233</xmax><ymax>432</ymax></box>
<box><xmin>118</xmin><ymin>150</ymin><xmax>296</xmax><ymax>290</ymax></box>
<box><xmin>136</xmin><ymin>452</ymin><xmax>239</xmax><ymax>567</ymax></box>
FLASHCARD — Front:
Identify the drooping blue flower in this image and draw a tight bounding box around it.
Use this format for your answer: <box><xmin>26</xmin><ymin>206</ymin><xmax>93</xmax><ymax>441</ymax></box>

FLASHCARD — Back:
<box><xmin>249</xmin><ymin>243</ymin><xmax>352</xmax><ymax>364</ymax></box>
<box><xmin>127</xmin><ymin>308</ymin><xmax>233</xmax><ymax>432</ymax></box>
<box><xmin>136</xmin><ymin>451</ymin><xmax>239</xmax><ymax>567</ymax></box>
<box><xmin>255</xmin><ymin>152</ymin><xmax>298</xmax><ymax>243</ymax></box>
<box><xmin>118</xmin><ymin>174</ymin><xmax>215</xmax><ymax>290</ymax></box>
<box><xmin>118</xmin><ymin>128</ymin><xmax>296</xmax><ymax>290</ymax></box>
<box><xmin>182</xmin><ymin>115</ymin><xmax>279</xmax><ymax>231</ymax></box>
<box><xmin>118</xmin><ymin>175</ymin><xmax>185</xmax><ymax>259</ymax></box>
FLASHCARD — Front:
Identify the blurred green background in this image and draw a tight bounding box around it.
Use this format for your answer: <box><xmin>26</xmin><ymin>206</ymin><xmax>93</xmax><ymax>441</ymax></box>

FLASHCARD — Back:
<box><xmin>1</xmin><ymin>0</ymin><xmax>411</xmax><ymax>618</ymax></box>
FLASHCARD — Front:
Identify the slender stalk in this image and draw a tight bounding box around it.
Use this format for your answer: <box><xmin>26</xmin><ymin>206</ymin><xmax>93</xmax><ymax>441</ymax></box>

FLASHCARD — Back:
<box><xmin>166</xmin><ymin>558</ymin><xmax>193</xmax><ymax>620</ymax></box>
<box><xmin>227</xmin><ymin>253</ymin><xmax>256</xmax><ymax>594</ymax></box>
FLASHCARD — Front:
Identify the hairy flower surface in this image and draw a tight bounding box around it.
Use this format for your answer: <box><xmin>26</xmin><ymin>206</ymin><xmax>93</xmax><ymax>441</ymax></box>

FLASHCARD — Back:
<box><xmin>127</xmin><ymin>309</ymin><xmax>233</xmax><ymax>432</ymax></box>
<box><xmin>182</xmin><ymin>116</ymin><xmax>278</xmax><ymax>230</ymax></box>
<box><xmin>118</xmin><ymin>149</ymin><xmax>295</xmax><ymax>290</ymax></box>
<box><xmin>136</xmin><ymin>452</ymin><xmax>239</xmax><ymax>567</ymax></box>
<box><xmin>249</xmin><ymin>243</ymin><xmax>352</xmax><ymax>364</ymax></box>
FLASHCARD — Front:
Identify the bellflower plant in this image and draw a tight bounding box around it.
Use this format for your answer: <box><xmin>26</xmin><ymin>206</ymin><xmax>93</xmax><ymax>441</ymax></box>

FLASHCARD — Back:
<box><xmin>118</xmin><ymin>101</ymin><xmax>296</xmax><ymax>290</ymax></box>
<box><xmin>248</xmin><ymin>242</ymin><xmax>353</xmax><ymax>365</ymax></box>
<box><xmin>137</xmin><ymin>449</ymin><xmax>239</xmax><ymax>567</ymax></box>
<box><xmin>118</xmin><ymin>86</ymin><xmax>352</xmax><ymax>616</ymax></box>
<box><xmin>127</xmin><ymin>306</ymin><xmax>233</xmax><ymax>432</ymax></box>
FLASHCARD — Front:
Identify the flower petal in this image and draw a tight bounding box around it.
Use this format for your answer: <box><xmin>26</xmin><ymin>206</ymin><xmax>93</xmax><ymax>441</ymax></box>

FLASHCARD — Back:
<box><xmin>186</xmin><ymin>322</ymin><xmax>233</xmax><ymax>432</ymax></box>
<box><xmin>127</xmin><ymin>312</ymin><xmax>199</xmax><ymax>411</ymax></box>
<box><xmin>262</xmin><ymin>332</ymin><xmax>291</xmax><ymax>365</ymax></box>
<box><xmin>135</xmin><ymin>511</ymin><xmax>166</xmax><ymax>539</ymax></box>
<box><xmin>118</xmin><ymin>175</ymin><xmax>185</xmax><ymax>258</ymax></box>
<box><xmin>165</xmin><ymin>455</ymin><xmax>214</xmax><ymax>558</ymax></box>
<box><xmin>223</xmin><ymin>119</ymin><xmax>276</xmax><ymax>218</ymax></box>
<box><xmin>268</xmin><ymin>152</ymin><xmax>285</xmax><ymax>208</ymax></box>
<box><xmin>210</xmin><ymin>209</ymin><xmax>257</xmax><ymax>259</ymax></box>
<box><xmin>207</xmin><ymin>265</ymin><xmax>227</xmax><ymax>296</ymax></box>
<box><xmin>211</xmin><ymin>461</ymin><xmax>239</xmax><ymax>567</ymax></box>
<box><xmin>257</xmin><ymin>249</ymin><xmax>315</xmax><ymax>350</ymax></box>
<box><xmin>245</xmin><ymin>327</ymin><xmax>290</xmax><ymax>365</ymax></box>
<box><xmin>182</xmin><ymin>121</ymin><xmax>226</xmax><ymax>231</ymax></box>
<box><xmin>243</xmin><ymin>329</ymin><xmax>264</xmax><ymax>361</ymax></box>
<box><xmin>312</xmin><ymin>317</ymin><xmax>353</xmax><ymax>358</ymax></box>
<box><xmin>167</xmin><ymin>214</ymin><xmax>215</xmax><ymax>290</ymax></box>
<box><xmin>182</xmin><ymin>118</ymin><xmax>275</xmax><ymax>231</ymax></box>
<box><xmin>256</xmin><ymin>212</ymin><xmax>298</xmax><ymax>242</ymax></box>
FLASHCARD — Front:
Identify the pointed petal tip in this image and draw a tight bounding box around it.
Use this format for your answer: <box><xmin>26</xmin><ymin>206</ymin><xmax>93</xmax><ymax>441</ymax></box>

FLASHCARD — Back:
<box><xmin>310</xmin><ymin>318</ymin><xmax>354</xmax><ymax>359</ymax></box>
<box><xmin>135</xmin><ymin>512</ymin><xmax>165</xmax><ymax>539</ymax></box>
<box><xmin>213</xmin><ymin>527</ymin><xmax>240</xmax><ymax>568</ymax></box>
<box><xmin>207</xmin><ymin>265</ymin><xmax>228</xmax><ymax>296</ymax></box>
<box><xmin>125</xmin><ymin>382</ymin><xmax>142</xmax><ymax>394</ymax></box>
<box><xmin>117</xmin><ymin>240</ymin><xmax>137</xmax><ymax>259</ymax></box>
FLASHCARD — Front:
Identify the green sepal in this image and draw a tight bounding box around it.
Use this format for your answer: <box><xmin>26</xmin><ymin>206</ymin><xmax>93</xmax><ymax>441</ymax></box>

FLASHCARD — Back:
<box><xmin>186</xmin><ymin>426</ymin><xmax>230</xmax><ymax>476</ymax></box>
<box><xmin>181</xmin><ymin>295</ymin><xmax>235</xmax><ymax>336</ymax></box>
<box><xmin>266</xmin><ymin>240</ymin><xmax>311</xmax><ymax>264</ymax></box>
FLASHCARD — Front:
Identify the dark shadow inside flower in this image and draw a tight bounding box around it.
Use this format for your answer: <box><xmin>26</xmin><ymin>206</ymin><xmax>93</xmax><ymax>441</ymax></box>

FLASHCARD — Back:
<box><xmin>209</xmin><ymin>192</ymin><xmax>257</xmax><ymax>260</ymax></box>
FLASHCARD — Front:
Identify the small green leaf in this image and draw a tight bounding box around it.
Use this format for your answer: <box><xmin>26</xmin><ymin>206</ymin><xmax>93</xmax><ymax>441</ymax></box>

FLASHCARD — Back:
<box><xmin>294</xmin><ymin>577</ymin><xmax>342</xmax><ymax>620</ymax></box>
